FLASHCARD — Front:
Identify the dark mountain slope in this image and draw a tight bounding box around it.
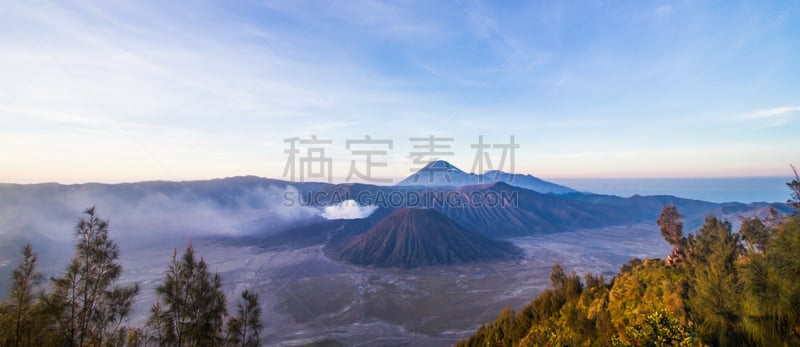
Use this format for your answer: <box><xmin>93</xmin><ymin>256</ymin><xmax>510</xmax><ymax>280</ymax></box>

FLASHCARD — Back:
<box><xmin>328</xmin><ymin>208</ymin><xmax>521</xmax><ymax>268</ymax></box>
<box><xmin>434</xmin><ymin>182</ymin><xmax>639</xmax><ymax>237</ymax></box>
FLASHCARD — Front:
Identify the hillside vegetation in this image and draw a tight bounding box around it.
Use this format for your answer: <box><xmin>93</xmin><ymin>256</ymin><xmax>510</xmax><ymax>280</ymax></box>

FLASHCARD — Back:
<box><xmin>458</xmin><ymin>174</ymin><xmax>800</xmax><ymax>347</ymax></box>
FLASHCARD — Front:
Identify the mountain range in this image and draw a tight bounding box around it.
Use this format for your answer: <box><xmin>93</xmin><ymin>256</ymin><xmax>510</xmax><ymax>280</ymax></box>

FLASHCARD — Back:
<box><xmin>396</xmin><ymin>160</ymin><xmax>576</xmax><ymax>194</ymax></box>
<box><xmin>1</xmin><ymin>161</ymin><xmax>792</xmax><ymax>269</ymax></box>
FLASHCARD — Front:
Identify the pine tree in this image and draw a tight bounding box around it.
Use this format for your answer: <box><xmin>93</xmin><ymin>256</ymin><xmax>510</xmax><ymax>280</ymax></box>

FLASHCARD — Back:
<box><xmin>740</xmin><ymin>213</ymin><xmax>800</xmax><ymax>345</ymax></box>
<box><xmin>788</xmin><ymin>164</ymin><xmax>800</xmax><ymax>211</ymax></box>
<box><xmin>148</xmin><ymin>243</ymin><xmax>227</xmax><ymax>347</ymax></box>
<box><xmin>550</xmin><ymin>263</ymin><xmax>567</xmax><ymax>290</ymax></box>
<box><xmin>684</xmin><ymin>216</ymin><xmax>745</xmax><ymax>346</ymax></box>
<box><xmin>0</xmin><ymin>243</ymin><xmax>44</xmax><ymax>347</ymax></box>
<box><xmin>657</xmin><ymin>205</ymin><xmax>684</xmax><ymax>247</ymax></box>
<box><xmin>225</xmin><ymin>290</ymin><xmax>262</xmax><ymax>347</ymax></box>
<box><xmin>47</xmin><ymin>207</ymin><xmax>139</xmax><ymax>347</ymax></box>
<box><xmin>739</xmin><ymin>217</ymin><xmax>770</xmax><ymax>254</ymax></box>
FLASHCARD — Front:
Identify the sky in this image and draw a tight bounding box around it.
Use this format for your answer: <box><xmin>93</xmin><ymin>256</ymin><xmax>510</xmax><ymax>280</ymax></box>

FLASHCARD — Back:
<box><xmin>1</xmin><ymin>0</ymin><xmax>799</xmax><ymax>184</ymax></box>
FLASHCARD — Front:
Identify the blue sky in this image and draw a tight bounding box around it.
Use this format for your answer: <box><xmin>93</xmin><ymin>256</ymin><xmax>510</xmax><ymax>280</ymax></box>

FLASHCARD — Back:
<box><xmin>1</xmin><ymin>1</ymin><xmax>798</xmax><ymax>183</ymax></box>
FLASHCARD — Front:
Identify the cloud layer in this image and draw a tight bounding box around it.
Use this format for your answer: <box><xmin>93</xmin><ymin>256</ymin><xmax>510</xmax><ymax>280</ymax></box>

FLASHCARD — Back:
<box><xmin>0</xmin><ymin>182</ymin><xmax>318</xmax><ymax>243</ymax></box>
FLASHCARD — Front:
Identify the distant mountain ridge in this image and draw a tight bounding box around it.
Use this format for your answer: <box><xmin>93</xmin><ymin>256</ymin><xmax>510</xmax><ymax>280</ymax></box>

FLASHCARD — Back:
<box><xmin>3</xmin><ymin>174</ymin><xmax>793</xmax><ymax>270</ymax></box>
<box><xmin>396</xmin><ymin>160</ymin><xmax>576</xmax><ymax>194</ymax></box>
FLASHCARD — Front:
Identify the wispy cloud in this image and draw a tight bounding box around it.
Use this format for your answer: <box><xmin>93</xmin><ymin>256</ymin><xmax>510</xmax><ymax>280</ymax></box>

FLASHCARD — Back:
<box><xmin>0</xmin><ymin>1</ymin><xmax>447</xmax><ymax>182</ymax></box>
<box><xmin>741</xmin><ymin>106</ymin><xmax>800</xmax><ymax>120</ymax></box>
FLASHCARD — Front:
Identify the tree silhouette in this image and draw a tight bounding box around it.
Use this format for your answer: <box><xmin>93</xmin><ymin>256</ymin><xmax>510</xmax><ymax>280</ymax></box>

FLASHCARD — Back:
<box><xmin>0</xmin><ymin>243</ymin><xmax>44</xmax><ymax>347</ymax></box>
<box><xmin>739</xmin><ymin>216</ymin><xmax>770</xmax><ymax>253</ymax></box>
<box><xmin>147</xmin><ymin>244</ymin><xmax>227</xmax><ymax>347</ymax></box>
<box><xmin>656</xmin><ymin>205</ymin><xmax>684</xmax><ymax>247</ymax></box>
<box><xmin>225</xmin><ymin>290</ymin><xmax>263</xmax><ymax>347</ymax></box>
<box><xmin>684</xmin><ymin>216</ymin><xmax>744</xmax><ymax>345</ymax></box>
<box><xmin>47</xmin><ymin>207</ymin><xmax>139</xmax><ymax>347</ymax></box>
<box><xmin>788</xmin><ymin>164</ymin><xmax>800</xmax><ymax>211</ymax></box>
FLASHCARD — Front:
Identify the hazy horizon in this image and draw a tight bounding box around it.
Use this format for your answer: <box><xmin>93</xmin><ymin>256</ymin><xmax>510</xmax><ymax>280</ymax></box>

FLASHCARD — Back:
<box><xmin>2</xmin><ymin>173</ymin><xmax>794</xmax><ymax>204</ymax></box>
